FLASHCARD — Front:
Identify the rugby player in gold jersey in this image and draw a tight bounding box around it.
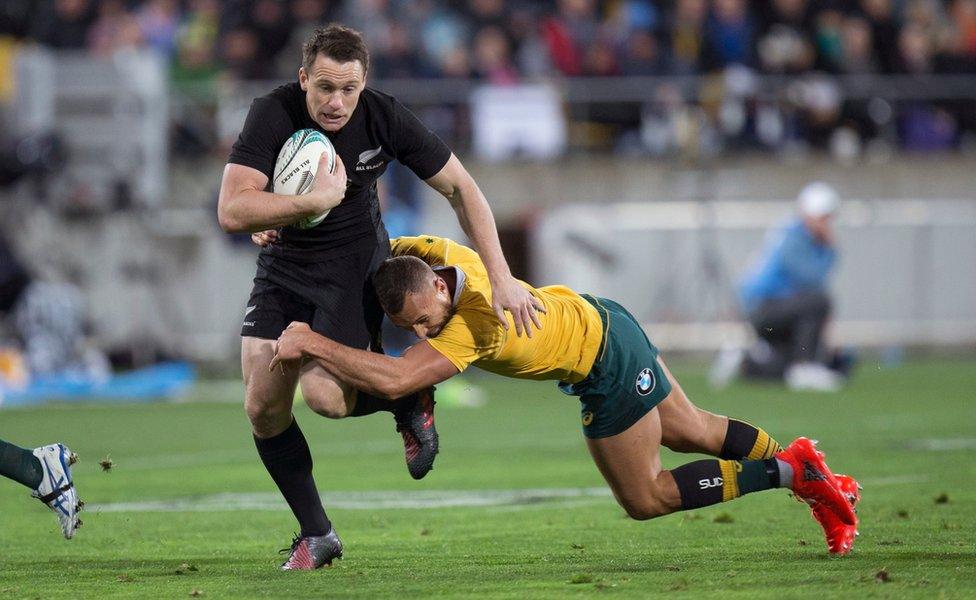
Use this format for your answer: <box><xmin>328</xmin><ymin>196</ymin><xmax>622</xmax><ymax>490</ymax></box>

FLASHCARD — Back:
<box><xmin>270</xmin><ymin>236</ymin><xmax>861</xmax><ymax>555</ymax></box>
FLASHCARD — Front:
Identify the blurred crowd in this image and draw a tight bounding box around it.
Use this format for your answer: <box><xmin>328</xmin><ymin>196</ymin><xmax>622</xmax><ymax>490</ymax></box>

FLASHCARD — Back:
<box><xmin>2</xmin><ymin>0</ymin><xmax>975</xmax><ymax>81</ymax></box>
<box><xmin>2</xmin><ymin>0</ymin><xmax>975</xmax><ymax>157</ymax></box>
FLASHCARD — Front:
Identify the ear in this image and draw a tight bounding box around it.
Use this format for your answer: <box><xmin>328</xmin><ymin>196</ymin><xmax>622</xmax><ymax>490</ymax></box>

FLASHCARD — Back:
<box><xmin>433</xmin><ymin>275</ymin><xmax>448</xmax><ymax>295</ymax></box>
<box><xmin>299</xmin><ymin>66</ymin><xmax>308</xmax><ymax>91</ymax></box>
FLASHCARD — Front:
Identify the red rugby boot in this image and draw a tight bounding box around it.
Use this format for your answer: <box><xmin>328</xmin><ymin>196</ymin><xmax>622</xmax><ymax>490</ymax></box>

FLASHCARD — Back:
<box><xmin>810</xmin><ymin>474</ymin><xmax>861</xmax><ymax>555</ymax></box>
<box><xmin>776</xmin><ymin>437</ymin><xmax>857</xmax><ymax>526</ymax></box>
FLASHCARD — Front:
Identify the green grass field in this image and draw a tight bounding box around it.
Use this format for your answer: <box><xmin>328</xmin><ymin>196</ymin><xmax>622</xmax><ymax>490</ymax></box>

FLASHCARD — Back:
<box><xmin>1</xmin><ymin>358</ymin><xmax>974</xmax><ymax>598</ymax></box>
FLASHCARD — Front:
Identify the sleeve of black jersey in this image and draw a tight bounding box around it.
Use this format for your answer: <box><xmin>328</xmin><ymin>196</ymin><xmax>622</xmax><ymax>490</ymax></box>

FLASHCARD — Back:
<box><xmin>391</xmin><ymin>98</ymin><xmax>452</xmax><ymax>180</ymax></box>
<box><xmin>226</xmin><ymin>96</ymin><xmax>294</xmax><ymax>181</ymax></box>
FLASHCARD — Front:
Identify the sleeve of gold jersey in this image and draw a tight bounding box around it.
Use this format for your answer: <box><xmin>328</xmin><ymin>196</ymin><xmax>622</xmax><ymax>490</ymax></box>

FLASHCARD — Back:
<box><xmin>424</xmin><ymin>307</ymin><xmax>505</xmax><ymax>373</ymax></box>
<box><xmin>390</xmin><ymin>235</ymin><xmax>480</xmax><ymax>269</ymax></box>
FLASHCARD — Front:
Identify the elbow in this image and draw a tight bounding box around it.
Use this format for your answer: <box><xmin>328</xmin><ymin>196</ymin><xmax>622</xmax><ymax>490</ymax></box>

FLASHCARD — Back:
<box><xmin>217</xmin><ymin>209</ymin><xmax>243</xmax><ymax>233</ymax></box>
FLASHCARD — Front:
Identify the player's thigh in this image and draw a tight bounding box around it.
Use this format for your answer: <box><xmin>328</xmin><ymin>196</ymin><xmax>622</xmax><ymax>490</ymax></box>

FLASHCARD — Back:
<box><xmin>655</xmin><ymin>357</ymin><xmax>727</xmax><ymax>455</ymax></box>
<box><xmin>241</xmin><ymin>336</ymin><xmax>299</xmax><ymax>412</ymax></box>
<box><xmin>585</xmin><ymin>408</ymin><xmax>664</xmax><ymax>510</ymax></box>
<box><xmin>298</xmin><ymin>360</ymin><xmax>354</xmax><ymax>419</ymax></box>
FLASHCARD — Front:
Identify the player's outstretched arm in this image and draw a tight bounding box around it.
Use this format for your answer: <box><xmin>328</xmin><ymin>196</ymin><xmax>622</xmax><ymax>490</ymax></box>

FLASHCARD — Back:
<box><xmin>217</xmin><ymin>156</ymin><xmax>346</xmax><ymax>233</ymax></box>
<box><xmin>424</xmin><ymin>154</ymin><xmax>545</xmax><ymax>337</ymax></box>
<box><xmin>270</xmin><ymin>322</ymin><xmax>458</xmax><ymax>399</ymax></box>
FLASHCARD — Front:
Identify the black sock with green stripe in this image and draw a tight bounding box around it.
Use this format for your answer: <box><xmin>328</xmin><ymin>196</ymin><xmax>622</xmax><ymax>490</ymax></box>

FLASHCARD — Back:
<box><xmin>671</xmin><ymin>458</ymin><xmax>785</xmax><ymax>510</ymax></box>
<box><xmin>0</xmin><ymin>438</ymin><xmax>43</xmax><ymax>490</ymax></box>
<box><xmin>719</xmin><ymin>419</ymin><xmax>782</xmax><ymax>460</ymax></box>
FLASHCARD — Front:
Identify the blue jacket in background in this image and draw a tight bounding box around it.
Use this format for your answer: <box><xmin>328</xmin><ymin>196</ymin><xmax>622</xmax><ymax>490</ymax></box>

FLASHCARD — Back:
<box><xmin>739</xmin><ymin>218</ymin><xmax>836</xmax><ymax>313</ymax></box>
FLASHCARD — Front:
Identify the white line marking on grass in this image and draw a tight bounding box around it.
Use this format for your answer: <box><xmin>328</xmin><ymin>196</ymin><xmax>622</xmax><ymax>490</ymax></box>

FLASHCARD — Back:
<box><xmin>90</xmin><ymin>488</ymin><xmax>614</xmax><ymax>513</ymax></box>
<box><xmin>906</xmin><ymin>438</ymin><xmax>976</xmax><ymax>451</ymax></box>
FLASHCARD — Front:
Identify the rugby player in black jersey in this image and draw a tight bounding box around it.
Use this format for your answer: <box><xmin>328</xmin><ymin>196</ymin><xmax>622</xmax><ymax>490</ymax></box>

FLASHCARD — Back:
<box><xmin>217</xmin><ymin>24</ymin><xmax>544</xmax><ymax>570</ymax></box>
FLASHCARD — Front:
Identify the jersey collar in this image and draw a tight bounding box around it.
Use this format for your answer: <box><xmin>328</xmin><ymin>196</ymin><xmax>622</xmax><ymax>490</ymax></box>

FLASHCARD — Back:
<box><xmin>433</xmin><ymin>265</ymin><xmax>466</xmax><ymax>308</ymax></box>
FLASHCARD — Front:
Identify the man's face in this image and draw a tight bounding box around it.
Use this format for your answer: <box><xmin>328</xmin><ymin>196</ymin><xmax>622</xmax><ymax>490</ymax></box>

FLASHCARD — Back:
<box><xmin>299</xmin><ymin>53</ymin><xmax>366</xmax><ymax>132</ymax></box>
<box><xmin>389</xmin><ymin>277</ymin><xmax>454</xmax><ymax>340</ymax></box>
<box><xmin>804</xmin><ymin>213</ymin><xmax>833</xmax><ymax>242</ymax></box>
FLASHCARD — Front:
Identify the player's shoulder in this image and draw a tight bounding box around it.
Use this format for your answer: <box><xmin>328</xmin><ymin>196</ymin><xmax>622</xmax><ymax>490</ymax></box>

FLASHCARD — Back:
<box><xmin>360</xmin><ymin>87</ymin><xmax>399</xmax><ymax>111</ymax></box>
<box><xmin>392</xmin><ymin>235</ymin><xmax>479</xmax><ymax>266</ymax></box>
<box><xmin>361</xmin><ymin>87</ymin><xmax>417</xmax><ymax>122</ymax></box>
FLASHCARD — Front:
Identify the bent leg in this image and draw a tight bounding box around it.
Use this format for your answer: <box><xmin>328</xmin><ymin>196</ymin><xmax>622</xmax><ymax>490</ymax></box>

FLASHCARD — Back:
<box><xmin>588</xmin><ymin>390</ymin><xmax>787</xmax><ymax>520</ymax></box>
<box><xmin>656</xmin><ymin>358</ymin><xmax>728</xmax><ymax>455</ymax></box>
<box><xmin>299</xmin><ymin>360</ymin><xmax>356</xmax><ymax>419</ymax></box>
<box><xmin>656</xmin><ymin>357</ymin><xmax>782</xmax><ymax>460</ymax></box>
<box><xmin>586</xmin><ymin>408</ymin><xmax>680</xmax><ymax>520</ymax></box>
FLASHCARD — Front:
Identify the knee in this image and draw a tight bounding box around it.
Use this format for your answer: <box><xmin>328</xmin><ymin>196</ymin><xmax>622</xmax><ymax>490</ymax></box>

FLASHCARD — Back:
<box><xmin>244</xmin><ymin>394</ymin><xmax>290</xmax><ymax>435</ymax></box>
<box><xmin>620</xmin><ymin>497</ymin><xmax>669</xmax><ymax>521</ymax></box>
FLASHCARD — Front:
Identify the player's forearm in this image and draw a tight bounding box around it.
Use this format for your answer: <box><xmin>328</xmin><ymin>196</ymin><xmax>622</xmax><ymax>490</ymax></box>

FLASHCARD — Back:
<box><xmin>301</xmin><ymin>335</ymin><xmax>405</xmax><ymax>400</ymax></box>
<box><xmin>450</xmin><ymin>182</ymin><xmax>513</xmax><ymax>284</ymax></box>
<box><xmin>218</xmin><ymin>189</ymin><xmax>319</xmax><ymax>233</ymax></box>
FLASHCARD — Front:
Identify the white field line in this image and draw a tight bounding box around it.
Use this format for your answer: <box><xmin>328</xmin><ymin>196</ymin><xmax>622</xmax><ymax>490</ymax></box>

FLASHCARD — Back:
<box><xmin>91</xmin><ymin>488</ymin><xmax>614</xmax><ymax>513</ymax></box>
<box><xmin>857</xmin><ymin>474</ymin><xmax>929</xmax><ymax>486</ymax></box>
<box><xmin>89</xmin><ymin>474</ymin><xmax>929</xmax><ymax>514</ymax></box>
<box><xmin>906</xmin><ymin>438</ymin><xmax>976</xmax><ymax>451</ymax></box>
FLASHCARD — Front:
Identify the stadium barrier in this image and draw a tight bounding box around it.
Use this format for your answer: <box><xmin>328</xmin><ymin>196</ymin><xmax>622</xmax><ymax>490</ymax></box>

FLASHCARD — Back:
<box><xmin>532</xmin><ymin>198</ymin><xmax>976</xmax><ymax>351</ymax></box>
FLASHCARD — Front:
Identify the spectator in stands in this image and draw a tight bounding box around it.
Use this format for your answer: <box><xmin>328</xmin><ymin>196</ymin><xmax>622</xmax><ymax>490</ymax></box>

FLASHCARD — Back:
<box><xmin>220</xmin><ymin>26</ymin><xmax>267</xmax><ymax>79</ymax></box>
<box><xmin>371</xmin><ymin>21</ymin><xmax>425</xmax><ymax>79</ymax></box>
<box><xmin>813</xmin><ymin>6</ymin><xmax>846</xmax><ymax>72</ymax></box>
<box><xmin>860</xmin><ymin>0</ymin><xmax>901</xmax><ymax>73</ymax></box>
<box><xmin>756</xmin><ymin>0</ymin><xmax>816</xmax><ymax>74</ymax></box>
<box><xmin>620</xmin><ymin>29</ymin><xmax>666</xmax><ymax>76</ymax></box>
<box><xmin>711</xmin><ymin>182</ymin><xmax>852</xmax><ymax>392</ymax></box>
<box><xmin>275</xmin><ymin>0</ymin><xmax>334</xmax><ymax>78</ymax></box>
<box><xmin>87</xmin><ymin>0</ymin><xmax>144</xmax><ymax>57</ymax></box>
<box><xmin>31</xmin><ymin>0</ymin><xmax>94</xmax><ymax>49</ymax></box>
<box><xmin>665</xmin><ymin>0</ymin><xmax>709</xmax><ymax>74</ymax></box>
<box><xmin>248</xmin><ymin>0</ymin><xmax>293</xmax><ymax>66</ymax></box>
<box><xmin>704</xmin><ymin>0</ymin><xmax>756</xmax><ymax>70</ymax></box>
<box><xmin>472</xmin><ymin>25</ymin><xmax>519</xmax><ymax>84</ymax></box>
<box><xmin>136</xmin><ymin>0</ymin><xmax>181</xmax><ymax>57</ymax></box>
<box><xmin>542</xmin><ymin>0</ymin><xmax>600</xmax><ymax>76</ymax></box>
<box><xmin>838</xmin><ymin>16</ymin><xmax>879</xmax><ymax>74</ymax></box>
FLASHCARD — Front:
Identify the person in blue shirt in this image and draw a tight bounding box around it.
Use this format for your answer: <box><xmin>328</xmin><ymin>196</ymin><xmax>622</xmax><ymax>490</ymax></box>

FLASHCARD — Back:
<box><xmin>712</xmin><ymin>182</ymin><xmax>851</xmax><ymax>391</ymax></box>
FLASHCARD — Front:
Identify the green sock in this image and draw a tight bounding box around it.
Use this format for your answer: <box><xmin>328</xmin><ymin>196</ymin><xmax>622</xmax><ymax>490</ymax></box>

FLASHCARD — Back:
<box><xmin>0</xmin><ymin>438</ymin><xmax>43</xmax><ymax>489</ymax></box>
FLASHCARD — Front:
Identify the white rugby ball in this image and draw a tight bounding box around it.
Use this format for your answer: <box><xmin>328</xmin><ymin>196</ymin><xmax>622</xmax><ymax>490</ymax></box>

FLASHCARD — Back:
<box><xmin>273</xmin><ymin>129</ymin><xmax>337</xmax><ymax>229</ymax></box>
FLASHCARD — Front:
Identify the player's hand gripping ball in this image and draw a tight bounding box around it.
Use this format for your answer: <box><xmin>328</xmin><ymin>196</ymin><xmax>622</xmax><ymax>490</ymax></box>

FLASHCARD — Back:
<box><xmin>273</xmin><ymin>129</ymin><xmax>338</xmax><ymax>229</ymax></box>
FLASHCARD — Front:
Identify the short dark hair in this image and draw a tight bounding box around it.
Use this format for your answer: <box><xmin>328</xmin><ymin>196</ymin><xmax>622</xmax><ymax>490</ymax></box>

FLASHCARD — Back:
<box><xmin>302</xmin><ymin>24</ymin><xmax>370</xmax><ymax>74</ymax></box>
<box><xmin>373</xmin><ymin>256</ymin><xmax>433</xmax><ymax>315</ymax></box>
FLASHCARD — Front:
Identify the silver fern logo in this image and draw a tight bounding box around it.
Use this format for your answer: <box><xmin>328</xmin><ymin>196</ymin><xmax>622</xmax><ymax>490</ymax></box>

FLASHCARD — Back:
<box><xmin>356</xmin><ymin>146</ymin><xmax>385</xmax><ymax>171</ymax></box>
<box><xmin>358</xmin><ymin>146</ymin><xmax>383</xmax><ymax>164</ymax></box>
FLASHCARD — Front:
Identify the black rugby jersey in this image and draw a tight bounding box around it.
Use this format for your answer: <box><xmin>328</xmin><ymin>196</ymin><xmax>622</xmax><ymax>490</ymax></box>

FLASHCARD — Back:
<box><xmin>228</xmin><ymin>82</ymin><xmax>451</xmax><ymax>261</ymax></box>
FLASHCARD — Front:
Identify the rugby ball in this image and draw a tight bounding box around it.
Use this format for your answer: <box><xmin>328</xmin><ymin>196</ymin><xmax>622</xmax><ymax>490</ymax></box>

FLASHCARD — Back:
<box><xmin>273</xmin><ymin>129</ymin><xmax>337</xmax><ymax>229</ymax></box>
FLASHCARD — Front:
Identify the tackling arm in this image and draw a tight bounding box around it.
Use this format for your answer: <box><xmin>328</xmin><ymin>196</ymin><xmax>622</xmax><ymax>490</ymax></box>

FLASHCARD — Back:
<box><xmin>271</xmin><ymin>324</ymin><xmax>459</xmax><ymax>400</ymax></box>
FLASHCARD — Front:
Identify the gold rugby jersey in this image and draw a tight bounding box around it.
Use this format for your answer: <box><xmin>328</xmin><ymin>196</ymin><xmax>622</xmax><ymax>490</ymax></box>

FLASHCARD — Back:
<box><xmin>390</xmin><ymin>236</ymin><xmax>603</xmax><ymax>384</ymax></box>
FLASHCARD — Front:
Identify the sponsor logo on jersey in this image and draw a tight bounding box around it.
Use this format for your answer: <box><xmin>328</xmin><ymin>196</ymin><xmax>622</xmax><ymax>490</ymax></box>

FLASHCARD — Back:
<box><xmin>635</xmin><ymin>367</ymin><xmax>656</xmax><ymax>396</ymax></box>
<box><xmin>356</xmin><ymin>146</ymin><xmax>386</xmax><ymax>171</ymax></box>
